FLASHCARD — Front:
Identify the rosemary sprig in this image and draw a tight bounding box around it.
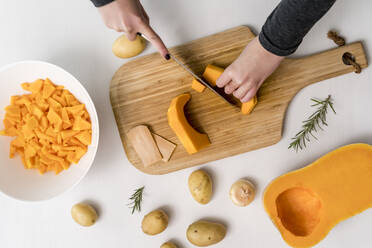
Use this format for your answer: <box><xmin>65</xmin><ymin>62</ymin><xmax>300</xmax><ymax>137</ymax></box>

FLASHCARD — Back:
<box><xmin>128</xmin><ymin>186</ymin><xmax>145</xmax><ymax>214</ymax></box>
<box><xmin>288</xmin><ymin>95</ymin><xmax>336</xmax><ymax>152</ymax></box>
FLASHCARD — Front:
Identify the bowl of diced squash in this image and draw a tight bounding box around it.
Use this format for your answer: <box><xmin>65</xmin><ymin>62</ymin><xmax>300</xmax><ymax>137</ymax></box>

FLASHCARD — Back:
<box><xmin>0</xmin><ymin>61</ymin><xmax>99</xmax><ymax>202</ymax></box>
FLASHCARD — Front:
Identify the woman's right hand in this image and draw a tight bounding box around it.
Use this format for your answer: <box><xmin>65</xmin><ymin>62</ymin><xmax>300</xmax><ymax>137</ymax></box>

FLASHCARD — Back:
<box><xmin>98</xmin><ymin>0</ymin><xmax>169</xmax><ymax>59</ymax></box>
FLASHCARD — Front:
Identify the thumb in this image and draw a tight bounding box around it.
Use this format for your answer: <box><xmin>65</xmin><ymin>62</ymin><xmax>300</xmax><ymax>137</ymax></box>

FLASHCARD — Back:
<box><xmin>126</xmin><ymin>30</ymin><xmax>137</xmax><ymax>41</ymax></box>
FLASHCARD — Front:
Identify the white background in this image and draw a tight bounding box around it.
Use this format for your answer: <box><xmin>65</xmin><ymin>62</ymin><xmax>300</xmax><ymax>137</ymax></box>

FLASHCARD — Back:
<box><xmin>0</xmin><ymin>0</ymin><xmax>371</xmax><ymax>247</ymax></box>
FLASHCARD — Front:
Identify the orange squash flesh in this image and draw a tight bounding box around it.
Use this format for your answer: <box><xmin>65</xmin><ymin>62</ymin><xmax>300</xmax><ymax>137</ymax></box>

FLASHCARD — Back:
<box><xmin>167</xmin><ymin>93</ymin><xmax>210</xmax><ymax>154</ymax></box>
<box><xmin>202</xmin><ymin>64</ymin><xmax>224</xmax><ymax>86</ymax></box>
<box><xmin>195</xmin><ymin>64</ymin><xmax>257</xmax><ymax>115</ymax></box>
<box><xmin>241</xmin><ymin>96</ymin><xmax>258</xmax><ymax>115</ymax></box>
<box><xmin>191</xmin><ymin>78</ymin><xmax>206</xmax><ymax>93</ymax></box>
<box><xmin>263</xmin><ymin>144</ymin><xmax>372</xmax><ymax>248</ymax></box>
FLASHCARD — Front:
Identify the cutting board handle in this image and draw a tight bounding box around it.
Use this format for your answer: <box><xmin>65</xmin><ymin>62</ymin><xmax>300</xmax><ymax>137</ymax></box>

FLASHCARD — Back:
<box><xmin>270</xmin><ymin>42</ymin><xmax>368</xmax><ymax>96</ymax></box>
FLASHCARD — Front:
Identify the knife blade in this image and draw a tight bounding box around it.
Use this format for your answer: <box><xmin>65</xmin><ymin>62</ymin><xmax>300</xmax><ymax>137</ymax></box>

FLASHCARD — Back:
<box><xmin>170</xmin><ymin>54</ymin><xmax>237</xmax><ymax>106</ymax></box>
<box><xmin>137</xmin><ymin>32</ymin><xmax>236</xmax><ymax>106</ymax></box>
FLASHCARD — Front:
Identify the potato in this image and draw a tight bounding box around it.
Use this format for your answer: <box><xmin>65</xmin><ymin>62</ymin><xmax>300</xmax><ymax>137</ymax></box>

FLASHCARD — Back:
<box><xmin>71</xmin><ymin>203</ymin><xmax>98</xmax><ymax>227</ymax></box>
<box><xmin>186</xmin><ymin>220</ymin><xmax>226</xmax><ymax>247</ymax></box>
<box><xmin>112</xmin><ymin>34</ymin><xmax>146</xmax><ymax>58</ymax></box>
<box><xmin>160</xmin><ymin>241</ymin><xmax>177</xmax><ymax>248</ymax></box>
<box><xmin>188</xmin><ymin>169</ymin><xmax>212</xmax><ymax>204</ymax></box>
<box><xmin>142</xmin><ymin>209</ymin><xmax>168</xmax><ymax>235</ymax></box>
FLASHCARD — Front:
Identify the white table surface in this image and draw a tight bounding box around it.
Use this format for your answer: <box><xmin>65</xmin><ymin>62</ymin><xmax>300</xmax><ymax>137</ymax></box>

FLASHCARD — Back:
<box><xmin>1</xmin><ymin>0</ymin><xmax>372</xmax><ymax>247</ymax></box>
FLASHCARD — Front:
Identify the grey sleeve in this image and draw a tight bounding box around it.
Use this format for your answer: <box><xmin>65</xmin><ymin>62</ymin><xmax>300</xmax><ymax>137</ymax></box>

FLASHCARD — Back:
<box><xmin>259</xmin><ymin>0</ymin><xmax>336</xmax><ymax>56</ymax></box>
<box><xmin>91</xmin><ymin>0</ymin><xmax>114</xmax><ymax>7</ymax></box>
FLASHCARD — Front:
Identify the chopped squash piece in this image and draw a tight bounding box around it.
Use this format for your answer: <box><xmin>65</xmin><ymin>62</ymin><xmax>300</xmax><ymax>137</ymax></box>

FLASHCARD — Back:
<box><xmin>75</xmin><ymin>131</ymin><xmax>92</xmax><ymax>146</ymax></box>
<box><xmin>64</xmin><ymin>94</ymin><xmax>78</xmax><ymax>106</ymax></box>
<box><xmin>1</xmin><ymin>78</ymin><xmax>92</xmax><ymax>174</ymax></box>
<box><xmin>40</xmin><ymin>116</ymin><xmax>49</xmax><ymax>131</ymax></box>
<box><xmin>2</xmin><ymin>126</ymin><xmax>18</xmax><ymax>136</ymax></box>
<box><xmin>38</xmin><ymin>163</ymin><xmax>47</xmax><ymax>174</ymax></box>
<box><xmin>66</xmin><ymin>104</ymin><xmax>85</xmax><ymax>115</ymax></box>
<box><xmin>61</xmin><ymin>130</ymin><xmax>80</xmax><ymax>140</ymax></box>
<box><xmin>26</xmin><ymin>116</ymin><xmax>39</xmax><ymax>131</ymax></box>
<box><xmin>47</xmin><ymin>97</ymin><xmax>62</xmax><ymax>110</ymax></box>
<box><xmin>202</xmin><ymin>65</ymin><xmax>224</xmax><ymax>87</ymax></box>
<box><xmin>67</xmin><ymin>137</ymin><xmax>86</xmax><ymax>148</ymax></box>
<box><xmin>35</xmin><ymin>130</ymin><xmax>56</xmax><ymax>143</ymax></box>
<box><xmin>20</xmin><ymin>106</ymin><xmax>29</xmax><ymax>117</ymax></box>
<box><xmin>9</xmin><ymin>145</ymin><xmax>16</xmax><ymax>158</ymax></box>
<box><xmin>202</xmin><ymin>64</ymin><xmax>258</xmax><ymax>115</ymax></box>
<box><xmin>11</xmin><ymin>136</ymin><xmax>25</xmax><ymax>147</ymax></box>
<box><xmin>52</xmin><ymin>94</ymin><xmax>67</xmax><ymax>107</ymax></box>
<box><xmin>25</xmin><ymin>145</ymin><xmax>37</xmax><ymax>158</ymax></box>
<box><xmin>10</xmin><ymin>96</ymin><xmax>20</xmax><ymax>105</ymax></box>
<box><xmin>45</xmin><ymin>127</ymin><xmax>58</xmax><ymax>138</ymax></box>
<box><xmin>241</xmin><ymin>95</ymin><xmax>258</xmax><ymax>115</ymax></box>
<box><xmin>168</xmin><ymin>93</ymin><xmax>210</xmax><ymax>154</ymax></box>
<box><xmin>47</xmin><ymin>108</ymin><xmax>62</xmax><ymax>125</ymax></box>
<box><xmin>22</xmin><ymin>126</ymin><xmax>35</xmax><ymax>140</ymax></box>
<box><xmin>57</xmin><ymin>133</ymin><xmax>62</xmax><ymax>144</ymax></box>
<box><xmin>191</xmin><ymin>78</ymin><xmax>206</xmax><ymax>93</ymax></box>
<box><xmin>42</xmin><ymin>82</ymin><xmax>56</xmax><ymax>99</ymax></box>
<box><xmin>22</xmin><ymin>79</ymin><xmax>44</xmax><ymax>93</ymax></box>
<box><xmin>31</xmin><ymin>104</ymin><xmax>44</xmax><ymax>120</ymax></box>
<box><xmin>73</xmin><ymin>116</ymin><xmax>91</xmax><ymax>131</ymax></box>
<box><xmin>61</xmin><ymin>108</ymin><xmax>70</xmax><ymax>123</ymax></box>
<box><xmin>5</xmin><ymin>112</ymin><xmax>21</xmax><ymax>123</ymax></box>
<box><xmin>3</xmin><ymin>119</ymin><xmax>14</xmax><ymax>129</ymax></box>
<box><xmin>5</xmin><ymin>105</ymin><xmax>21</xmax><ymax>117</ymax></box>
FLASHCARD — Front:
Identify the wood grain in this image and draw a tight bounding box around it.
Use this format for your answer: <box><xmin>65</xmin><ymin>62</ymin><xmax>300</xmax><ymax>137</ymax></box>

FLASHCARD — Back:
<box><xmin>110</xmin><ymin>26</ymin><xmax>368</xmax><ymax>175</ymax></box>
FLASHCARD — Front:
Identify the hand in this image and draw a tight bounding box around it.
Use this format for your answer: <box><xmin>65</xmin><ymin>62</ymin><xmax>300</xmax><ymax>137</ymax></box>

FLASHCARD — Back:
<box><xmin>98</xmin><ymin>0</ymin><xmax>169</xmax><ymax>59</ymax></box>
<box><xmin>216</xmin><ymin>37</ymin><xmax>284</xmax><ymax>102</ymax></box>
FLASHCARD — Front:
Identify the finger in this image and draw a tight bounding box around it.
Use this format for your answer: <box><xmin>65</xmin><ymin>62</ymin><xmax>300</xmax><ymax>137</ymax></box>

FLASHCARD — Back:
<box><xmin>126</xmin><ymin>30</ymin><xmax>137</xmax><ymax>41</ymax></box>
<box><xmin>233</xmin><ymin>81</ymin><xmax>253</xmax><ymax>99</ymax></box>
<box><xmin>140</xmin><ymin>25</ymin><xmax>169</xmax><ymax>58</ymax></box>
<box><xmin>241</xmin><ymin>87</ymin><xmax>258</xmax><ymax>103</ymax></box>
<box><xmin>216</xmin><ymin>70</ymin><xmax>231</xmax><ymax>88</ymax></box>
<box><xmin>140</xmin><ymin>4</ymin><xmax>150</xmax><ymax>24</ymax></box>
<box><xmin>224</xmin><ymin>81</ymin><xmax>240</xmax><ymax>95</ymax></box>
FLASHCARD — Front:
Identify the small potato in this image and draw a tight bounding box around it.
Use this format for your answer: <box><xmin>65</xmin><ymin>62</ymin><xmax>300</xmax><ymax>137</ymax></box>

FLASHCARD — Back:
<box><xmin>188</xmin><ymin>169</ymin><xmax>212</xmax><ymax>204</ymax></box>
<box><xmin>71</xmin><ymin>203</ymin><xmax>98</xmax><ymax>227</ymax></box>
<box><xmin>160</xmin><ymin>241</ymin><xmax>178</xmax><ymax>248</ymax></box>
<box><xmin>186</xmin><ymin>220</ymin><xmax>226</xmax><ymax>247</ymax></box>
<box><xmin>112</xmin><ymin>34</ymin><xmax>146</xmax><ymax>58</ymax></box>
<box><xmin>142</xmin><ymin>209</ymin><xmax>168</xmax><ymax>235</ymax></box>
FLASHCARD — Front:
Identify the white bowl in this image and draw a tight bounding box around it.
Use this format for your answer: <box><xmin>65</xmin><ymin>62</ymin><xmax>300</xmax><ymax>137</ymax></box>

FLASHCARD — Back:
<box><xmin>0</xmin><ymin>61</ymin><xmax>99</xmax><ymax>202</ymax></box>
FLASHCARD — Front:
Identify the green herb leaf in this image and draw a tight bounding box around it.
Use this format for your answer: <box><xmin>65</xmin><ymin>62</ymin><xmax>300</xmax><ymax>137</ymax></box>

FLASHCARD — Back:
<box><xmin>288</xmin><ymin>95</ymin><xmax>336</xmax><ymax>152</ymax></box>
<box><xmin>127</xmin><ymin>186</ymin><xmax>145</xmax><ymax>214</ymax></box>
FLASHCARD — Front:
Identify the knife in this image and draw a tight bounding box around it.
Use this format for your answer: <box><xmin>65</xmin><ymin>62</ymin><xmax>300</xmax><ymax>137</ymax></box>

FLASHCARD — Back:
<box><xmin>169</xmin><ymin>54</ymin><xmax>236</xmax><ymax>106</ymax></box>
<box><xmin>137</xmin><ymin>32</ymin><xmax>236</xmax><ymax>106</ymax></box>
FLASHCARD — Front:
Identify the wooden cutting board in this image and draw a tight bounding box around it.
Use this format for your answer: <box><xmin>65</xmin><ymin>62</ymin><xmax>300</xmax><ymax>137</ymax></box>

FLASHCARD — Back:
<box><xmin>110</xmin><ymin>26</ymin><xmax>367</xmax><ymax>175</ymax></box>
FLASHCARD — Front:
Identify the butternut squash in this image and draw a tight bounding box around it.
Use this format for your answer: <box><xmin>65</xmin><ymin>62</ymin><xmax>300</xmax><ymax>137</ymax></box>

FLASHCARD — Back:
<box><xmin>0</xmin><ymin>78</ymin><xmax>92</xmax><ymax>174</ymax></box>
<box><xmin>202</xmin><ymin>64</ymin><xmax>224</xmax><ymax>86</ymax></box>
<box><xmin>192</xmin><ymin>64</ymin><xmax>258</xmax><ymax>115</ymax></box>
<box><xmin>167</xmin><ymin>93</ymin><xmax>210</xmax><ymax>154</ymax></box>
<box><xmin>191</xmin><ymin>78</ymin><xmax>206</xmax><ymax>93</ymax></box>
<box><xmin>263</xmin><ymin>144</ymin><xmax>372</xmax><ymax>248</ymax></box>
